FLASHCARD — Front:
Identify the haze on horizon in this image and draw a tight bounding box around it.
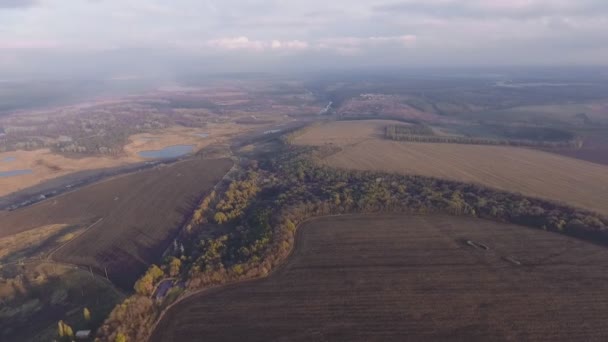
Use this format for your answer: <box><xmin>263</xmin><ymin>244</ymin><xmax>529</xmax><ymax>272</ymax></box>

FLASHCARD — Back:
<box><xmin>1</xmin><ymin>0</ymin><xmax>608</xmax><ymax>79</ymax></box>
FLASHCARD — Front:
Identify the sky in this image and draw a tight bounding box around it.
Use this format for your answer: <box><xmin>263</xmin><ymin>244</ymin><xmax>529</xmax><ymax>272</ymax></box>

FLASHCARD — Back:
<box><xmin>1</xmin><ymin>0</ymin><xmax>608</xmax><ymax>77</ymax></box>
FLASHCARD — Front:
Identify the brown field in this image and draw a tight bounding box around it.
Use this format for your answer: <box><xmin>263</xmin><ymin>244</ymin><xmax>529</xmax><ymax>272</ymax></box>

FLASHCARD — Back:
<box><xmin>294</xmin><ymin>121</ymin><xmax>608</xmax><ymax>216</ymax></box>
<box><xmin>293</xmin><ymin>120</ymin><xmax>404</xmax><ymax>145</ymax></box>
<box><xmin>0</xmin><ymin>157</ymin><xmax>233</xmax><ymax>289</ymax></box>
<box><xmin>152</xmin><ymin>214</ymin><xmax>608</xmax><ymax>342</ymax></box>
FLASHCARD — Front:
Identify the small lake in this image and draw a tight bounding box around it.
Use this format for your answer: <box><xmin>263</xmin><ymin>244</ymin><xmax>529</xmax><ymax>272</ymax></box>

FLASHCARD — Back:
<box><xmin>196</xmin><ymin>133</ymin><xmax>209</xmax><ymax>138</ymax></box>
<box><xmin>0</xmin><ymin>169</ymin><xmax>33</xmax><ymax>178</ymax></box>
<box><xmin>2</xmin><ymin>157</ymin><xmax>16</xmax><ymax>162</ymax></box>
<box><xmin>138</xmin><ymin>145</ymin><xmax>194</xmax><ymax>159</ymax></box>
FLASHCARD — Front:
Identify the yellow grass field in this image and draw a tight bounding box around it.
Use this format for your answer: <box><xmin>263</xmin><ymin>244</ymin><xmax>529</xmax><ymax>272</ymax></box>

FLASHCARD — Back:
<box><xmin>295</xmin><ymin>121</ymin><xmax>608</xmax><ymax>216</ymax></box>
<box><xmin>293</xmin><ymin>119</ymin><xmax>403</xmax><ymax>145</ymax></box>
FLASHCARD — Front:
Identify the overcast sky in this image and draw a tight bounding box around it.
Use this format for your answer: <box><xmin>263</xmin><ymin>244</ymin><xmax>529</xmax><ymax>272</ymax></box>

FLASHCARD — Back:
<box><xmin>1</xmin><ymin>0</ymin><xmax>608</xmax><ymax>77</ymax></box>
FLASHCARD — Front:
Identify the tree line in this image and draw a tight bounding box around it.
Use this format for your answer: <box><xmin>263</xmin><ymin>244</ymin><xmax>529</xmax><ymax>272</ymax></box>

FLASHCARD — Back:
<box><xmin>385</xmin><ymin>124</ymin><xmax>435</xmax><ymax>137</ymax></box>
<box><xmin>384</xmin><ymin>124</ymin><xmax>583</xmax><ymax>149</ymax></box>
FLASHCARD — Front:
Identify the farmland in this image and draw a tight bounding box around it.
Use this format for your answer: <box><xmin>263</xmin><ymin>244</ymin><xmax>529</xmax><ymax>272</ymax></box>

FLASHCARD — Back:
<box><xmin>291</xmin><ymin>120</ymin><xmax>396</xmax><ymax>145</ymax></box>
<box><xmin>0</xmin><ymin>157</ymin><xmax>233</xmax><ymax>289</ymax></box>
<box><xmin>294</xmin><ymin>121</ymin><xmax>608</xmax><ymax>216</ymax></box>
<box><xmin>152</xmin><ymin>214</ymin><xmax>608</xmax><ymax>342</ymax></box>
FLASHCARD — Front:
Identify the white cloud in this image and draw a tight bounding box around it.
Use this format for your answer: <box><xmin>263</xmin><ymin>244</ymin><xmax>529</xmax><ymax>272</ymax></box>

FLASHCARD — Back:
<box><xmin>206</xmin><ymin>36</ymin><xmax>265</xmax><ymax>51</ymax></box>
<box><xmin>206</xmin><ymin>37</ymin><xmax>309</xmax><ymax>52</ymax></box>
<box><xmin>317</xmin><ymin>35</ymin><xmax>417</xmax><ymax>55</ymax></box>
<box><xmin>0</xmin><ymin>39</ymin><xmax>59</xmax><ymax>49</ymax></box>
<box><xmin>281</xmin><ymin>40</ymin><xmax>309</xmax><ymax>50</ymax></box>
<box><xmin>204</xmin><ymin>35</ymin><xmax>412</xmax><ymax>55</ymax></box>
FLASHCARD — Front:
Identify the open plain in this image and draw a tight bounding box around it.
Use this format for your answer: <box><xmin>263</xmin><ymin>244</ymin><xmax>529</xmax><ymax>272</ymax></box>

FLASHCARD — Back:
<box><xmin>152</xmin><ymin>214</ymin><xmax>608</xmax><ymax>342</ymax></box>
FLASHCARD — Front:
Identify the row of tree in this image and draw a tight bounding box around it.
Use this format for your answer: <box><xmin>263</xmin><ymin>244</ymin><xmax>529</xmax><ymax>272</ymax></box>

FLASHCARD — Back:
<box><xmin>385</xmin><ymin>124</ymin><xmax>435</xmax><ymax>137</ymax></box>
<box><xmin>384</xmin><ymin>125</ymin><xmax>583</xmax><ymax>149</ymax></box>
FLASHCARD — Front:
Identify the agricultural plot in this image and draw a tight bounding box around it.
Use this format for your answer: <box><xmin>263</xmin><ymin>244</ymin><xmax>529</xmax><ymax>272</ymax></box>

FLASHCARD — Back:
<box><xmin>0</xmin><ymin>157</ymin><xmax>232</xmax><ymax>289</ymax></box>
<box><xmin>294</xmin><ymin>121</ymin><xmax>608</xmax><ymax>216</ymax></box>
<box><xmin>152</xmin><ymin>214</ymin><xmax>608</xmax><ymax>341</ymax></box>
<box><xmin>293</xmin><ymin>119</ymin><xmax>404</xmax><ymax>146</ymax></box>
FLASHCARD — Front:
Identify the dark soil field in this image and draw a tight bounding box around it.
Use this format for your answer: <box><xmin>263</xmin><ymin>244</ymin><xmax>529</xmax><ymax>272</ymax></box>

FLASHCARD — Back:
<box><xmin>0</xmin><ymin>157</ymin><xmax>232</xmax><ymax>290</ymax></box>
<box><xmin>552</xmin><ymin>147</ymin><xmax>608</xmax><ymax>166</ymax></box>
<box><xmin>152</xmin><ymin>214</ymin><xmax>608</xmax><ymax>342</ymax></box>
<box><xmin>551</xmin><ymin>134</ymin><xmax>608</xmax><ymax>166</ymax></box>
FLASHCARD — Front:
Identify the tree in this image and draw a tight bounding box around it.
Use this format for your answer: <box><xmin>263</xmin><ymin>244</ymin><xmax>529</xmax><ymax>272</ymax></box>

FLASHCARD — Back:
<box><xmin>64</xmin><ymin>325</ymin><xmax>74</xmax><ymax>339</ymax></box>
<box><xmin>57</xmin><ymin>320</ymin><xmax>65</xmax><ymax>337</ymax></box>
<box><xmin>214</xmin><ymin>212</ymin><xmax>228</xmax><ymax>224</ymax></box>
<box><xmin>285</xmin><ymin>219</ymin><xmax>296</xmax><ymax>232</ymax></box>
<box><xmin>115</xmin><ymin>332</ymin><xmax>128</xmax><ymax>342</ymax></box>
<box><xmin>169</xmin><ymin>257</ymin><xmax>181</xmax><ymax>277</ymax></box>
<box><xmin>83</xmin><ymin>307</ymin><xmax>91</xmax><ymax>322</ymax></box>
<box><xmin>134</xmin><ymin>274</ymin><xmax>154</xmax><ymax>295</ymax></box>
<box><xmin>58</xmin><ymin>320</ymin><xmax>74</xmax><ymax>339</ymax></box>
<box><xmin>134</xmin><ymin>264</ymin><xmax>164</xmax><ymax>296</ymax></box>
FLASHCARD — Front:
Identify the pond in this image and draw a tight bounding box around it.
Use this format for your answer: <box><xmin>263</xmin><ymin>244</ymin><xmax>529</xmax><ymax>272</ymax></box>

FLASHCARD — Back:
<box><xmin>196</xmin><ymin>133</ymin><xmax>209</xmax><ymax>138</ymax></box>
<box><xmin>0</xmin><ymin>169</ymin><xmax>33</xmax><ymax>178</ymax></box>
<box><xmin>2</xmin><ymin>157</ymin><xmax>16</xmax><ymax>162</ymax></box>
<box><xmin>138</xmin><ymin>145</ymin><xmax>194</xmax><ymax>159</ymax></box>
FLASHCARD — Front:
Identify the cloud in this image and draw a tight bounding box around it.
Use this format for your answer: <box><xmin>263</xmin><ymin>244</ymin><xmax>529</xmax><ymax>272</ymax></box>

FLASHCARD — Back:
<box><xmin>204</xmin><ymin>35</ymin><xmax>414</xmax><ymax>55</ymax></box>
<box><xmin>206</xmin><ymin>37</ymin><xmax>309</xmax><ymax>52</ymax></box>
<box><xmin>0</xmin><ymin>0</ymin><xmax>607</xmax><ymax>74</ymax></box>
<box><xmin>374</xmin><ymin>0</ymin><xmax>608</xmax><ymax>19</ymax></box>
<box><xmin>0</xmin><ymin>39</ymin><xmax>59</xmax><ymax>49</ymax></box>
<box><xmin>273</xmin><ymin>40</ymin><xmax>310</xmax><ymax>50</ymax></box>
<box><xmin>207</xmin><ymin>36</ymin><xmax>266</xmax><ymax>51</ymax></box>
<box><xmin>0</xmin><ymin>0</ymin><xmax>38</xmax><ymax>8</ymax></box>
<box><xmin>317</xmin><ymin>35</ymin><xmax>416</xmax><ymax>55</ymax></box>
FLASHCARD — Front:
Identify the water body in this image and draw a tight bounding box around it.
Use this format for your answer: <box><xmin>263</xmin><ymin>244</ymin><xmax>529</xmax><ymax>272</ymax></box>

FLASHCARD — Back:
<box><xmin>196</xmin><ymin>133</ymin><xmax>209</xmax><ymax>138</ymax></box>
<box><xmin>138</xmin><ymin>145</ymin><xmax>194</xmax><ymax>159</ymax></box>
<box><xmin>0</xmin><ymin>169</ymin><xmax>33</xmax><ymax>178</ymax></box>
<box><xmin>2</xmin><ymin>157</ymin><xmax>16</xmax><ymax>162</ymax></box>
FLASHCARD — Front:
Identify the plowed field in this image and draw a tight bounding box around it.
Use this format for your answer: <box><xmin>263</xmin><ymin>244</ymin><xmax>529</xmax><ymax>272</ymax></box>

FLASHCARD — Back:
<box><xmin>152</xmin><ymin>215</ymin><xmax>608</xmax><ymax>342</ymax></box>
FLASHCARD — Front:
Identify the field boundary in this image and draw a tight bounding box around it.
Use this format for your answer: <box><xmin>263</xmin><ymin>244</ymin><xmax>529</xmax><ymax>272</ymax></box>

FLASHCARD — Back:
<box><xmin>46</xmin><ymin>217</ymin><xmax>105</xmax><ymax>260</ymax></box>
